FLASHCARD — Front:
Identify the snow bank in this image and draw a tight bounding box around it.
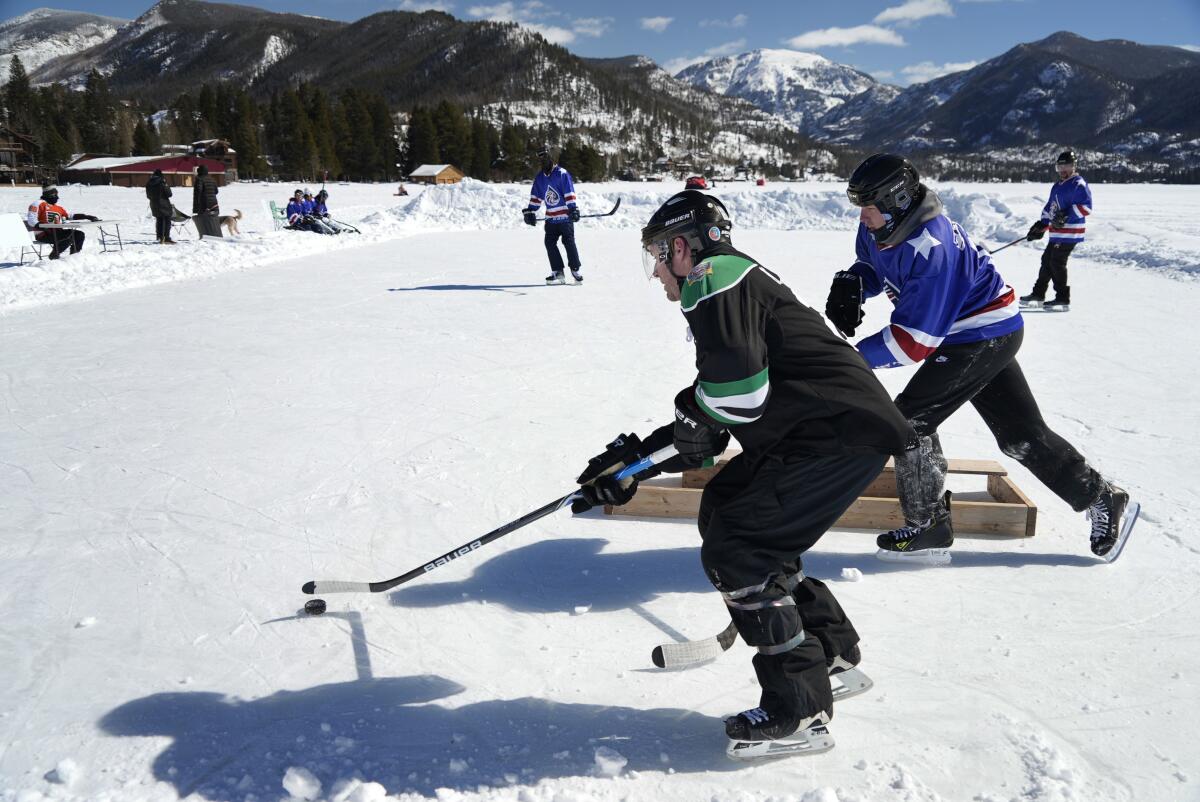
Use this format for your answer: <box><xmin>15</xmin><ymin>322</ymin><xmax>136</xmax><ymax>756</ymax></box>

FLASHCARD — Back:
<box><xmin>3</xmin><ymin>180</ymin><xmax>1195</xmax><ymax>314</ymax></box>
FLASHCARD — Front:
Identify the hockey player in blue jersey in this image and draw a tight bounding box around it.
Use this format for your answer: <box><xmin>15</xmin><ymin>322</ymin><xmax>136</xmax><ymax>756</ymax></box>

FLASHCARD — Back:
<box><xmin>1020</xmin><ymin>150</ymin><xmax>1092</xmax><ymax>311</ymax></box>
<box><xmin>523</xmin><ymin>144</ymin><xmax>583</xmax><ymax>285</ymax></box>
<box><xmin>825</xmin><ymin>154</ymin><xmax>1136</xmax><ymax>563</ymax></box>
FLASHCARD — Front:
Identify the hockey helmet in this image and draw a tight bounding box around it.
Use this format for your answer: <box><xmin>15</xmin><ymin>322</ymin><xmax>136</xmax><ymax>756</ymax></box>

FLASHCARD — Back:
<box><xmin>640</xmin><ymin>190</ymin><xmax>732</xmax><ymax>279</ymax></box>
<box><xmin>846</xmin><ymin>153</ymin><xmax>924</xmax><ymax>244</ymax></box>
<box><xmin>41</xmin><ymin>183</ymin><xmax>58</xmax><ymax>203</ymax></box>
<box><xmin>1056</xmin><ymin>150</ymin><xmax>1077</xmax><ymax>165</ymax></box>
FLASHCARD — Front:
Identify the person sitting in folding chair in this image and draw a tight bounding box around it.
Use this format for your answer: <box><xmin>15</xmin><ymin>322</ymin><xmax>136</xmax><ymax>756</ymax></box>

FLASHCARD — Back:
<box><xmin>27</xmin><ymin>183</ymin><xmax>99</xmax><ymax>259</ymax></box>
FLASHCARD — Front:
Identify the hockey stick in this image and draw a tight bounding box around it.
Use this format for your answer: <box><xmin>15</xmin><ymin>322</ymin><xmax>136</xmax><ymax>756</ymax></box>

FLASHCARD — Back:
<box><xmin>329</xmin><ymin>218</ymin><xmax>361</xmax><ymax>234</ymax></box>
<box><xmin>302</xmin><ymin>443</ymin><xmax>677</xmax><ymax>595</ymax></box>
<box><xmin>652</xmin><ymin>619</ymin><xmax>739</xmax><ymax>668</ymax></box>
<box><xmin>986</xmin><ymin>235</ymin><xmax>1026</xmax><ymax>255</ymax></box>
<box><xmin>531</xmin><ymin>196</ymin><xmax>621</xmax><ymax>223</ymax></box>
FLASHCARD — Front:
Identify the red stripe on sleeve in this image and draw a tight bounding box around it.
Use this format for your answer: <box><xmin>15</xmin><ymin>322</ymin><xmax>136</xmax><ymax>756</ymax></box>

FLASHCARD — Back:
<box><xmin>890</xmin><ymin>325</ymin><xmax>938</xmax><ymax>362</ymax></box>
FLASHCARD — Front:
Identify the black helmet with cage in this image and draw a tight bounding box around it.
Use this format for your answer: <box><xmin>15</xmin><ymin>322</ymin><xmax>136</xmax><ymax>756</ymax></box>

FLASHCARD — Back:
<box><xmin>640</xmin><ymin>190</ymin><xmax>732</xmax><ymax>279</ymax></box>
<box><xmin>846</xmin><ymin>153</ymin><xmax>924</xmax><ymax>245</ymax></box>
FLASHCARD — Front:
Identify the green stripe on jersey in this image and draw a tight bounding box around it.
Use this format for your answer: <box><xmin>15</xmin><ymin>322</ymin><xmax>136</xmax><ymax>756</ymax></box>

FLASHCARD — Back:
<box><xmin>680</xmin><ymin>254</ymin><xmax>757</xmax><ymax>312</ymax></box>
<box><xmin>696</xmin><ymin>366</ymin><xmax>770</xmax><ymax>425</ymax></box>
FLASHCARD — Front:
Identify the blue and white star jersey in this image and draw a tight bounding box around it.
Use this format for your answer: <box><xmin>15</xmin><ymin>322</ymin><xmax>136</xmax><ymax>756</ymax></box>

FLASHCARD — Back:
<box><xmin>1040</xmin><ymin>174</ymin><xmax>1093</xmax><ymax>243</ymax></box>
<box><xmin>526</xmin><ymin>166</ymin><xmax>577</xmax><ymax>223</ymax></box>
<box><xmin>850</xmin><ymin>215</ymin><xmax>1023</xmax><ymax>369</ymax></box>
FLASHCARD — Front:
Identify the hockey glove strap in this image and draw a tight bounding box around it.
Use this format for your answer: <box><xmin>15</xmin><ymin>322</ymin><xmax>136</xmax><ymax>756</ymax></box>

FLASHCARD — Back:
<box><xmin>825</xmin><ymin>270</ymin><xmax>865</xmax><ymax>337</ymax></box>
<box><xmin>572</xmin><ymin>433</ymin><xmax>644</xmax><ymax>514</ymax></box>
<box><xmin>523</xmin><ymin>209</ymin><xmax>537</xmax><ymax>226</ymax></box>
<box><xmin>569</xmin><ymin>207</ymin><xmax>580</xmax><ymax>222</ymax></box>
<box><xmin>673</xmin><ymin>387</ymin><xmax>730</xmax><ymax>470</ymax></box>
<box><xmin>1027</xmin><ymin>220</ymin><xmax>1048</xmax><ymax>241</ymax></box>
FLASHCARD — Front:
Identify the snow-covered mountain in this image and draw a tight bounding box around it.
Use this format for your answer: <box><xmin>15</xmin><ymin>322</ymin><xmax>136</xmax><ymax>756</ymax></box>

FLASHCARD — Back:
<box><xmin>675</xmin><ymin>48</ymin><xmax>881</xmax><ymax>133</ymax></box>
<box><xmin>0</xmin><ymin>7</ymin><xmax>127</xmax><ymax>82</ymax></box>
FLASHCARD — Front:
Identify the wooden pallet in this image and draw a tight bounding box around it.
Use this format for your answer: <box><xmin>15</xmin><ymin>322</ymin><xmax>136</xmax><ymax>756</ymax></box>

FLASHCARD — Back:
<box><xmin>605</xmin><ymin>453</ymin><xmax>1037</xmax><ymax>538</ymax></box>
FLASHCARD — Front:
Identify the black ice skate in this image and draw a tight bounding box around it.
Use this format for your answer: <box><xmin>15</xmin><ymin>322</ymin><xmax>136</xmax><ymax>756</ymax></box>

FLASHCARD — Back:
<box><xmin>827</xmin><ymin>643</ymin><xmax>873</xmax><ymax>702</ymax></box>
<box><xmin>570</xmin><ymin>269</ymin><xmax>583</xmax><ymax>284</ymax></box>
<box><xmin>724</xmin><ymin>707</ymin><xmax>834</xmax><ymax>761</ymax></box>
<box><xmin>1088</xmin><ymin>484</ymin><xmax>1141</xmax><ymax>563</ymax></box>
<box><xmin>545</xmin><ymin>272</ymin><xmax>566</xmax><ymax>285</ymax></box>
<box><xmin>1042</xmin><ymin>297</ymin><xmax>1071</xmax><ymax>312</ymax></box>
<box><xmin>876</xmin><ymin>492</ymin><xmax>953</xmax><ymax>565</ymax></box>
<box><xmin>1019</xmin><ymin>292</ymin><xmax>1044</xmax><ymax>309</ymax></box>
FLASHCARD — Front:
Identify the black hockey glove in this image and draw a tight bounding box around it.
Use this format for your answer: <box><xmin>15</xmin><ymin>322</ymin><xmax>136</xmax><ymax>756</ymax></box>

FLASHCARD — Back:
<box><xmin>1051</xmin><ymin>210</ymin><xmax>1067</xmax><ymax>228</ymax></box>
<box><xmin>523</xmin><ymin>209</ymin><xmax>537</xmax><ymax>226</ymax></box>
<box><xmin>572</xmin><ymin>432</ymin><xmax>644</xmax><ymax>513</ymax></box>
<box><xmin>72</xmin><ymin>213</ymin><xmax>100</xmax><ymax>222</ymax></box>
<box><xmin>825</xmin><ymin>270</ymin><xmax>865</xmax><ymax>337</ymax></box>
<box><xmin>1027</xmin><ymin>220</ymin><xmax>1048</xmax><ymax>241</ymax></box>
<box><xmin>569</xmin><ymin>207</ymin><xmax>580</xmax><ymax>222</ymax></box>
<box><xmin>673</xmin><ymin>387</ymin><xmax>730</xmax><ymax>469</ymax></box>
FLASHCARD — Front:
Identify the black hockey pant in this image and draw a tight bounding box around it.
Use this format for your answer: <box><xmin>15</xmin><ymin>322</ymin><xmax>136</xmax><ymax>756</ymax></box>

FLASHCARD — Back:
<box><xmin>38</xmin><ymin>228</ymin><xmax>84</xmax><ymax>257</ymax></box>
<box><xmin>154</xmin><ymin>215</ymin><xmax>171</xmax><ymax>242</ymax></box>
<box><xmin>544</xmin><ymin>221</ymin><xmax>581</xmax><ymax>273</ymax></box>
<box><xmin>698</xmin><ymin>451</ymin><xmax>887</xmax><ymax>720</ymax></box>
<box><xmin>892</xmin><ymin>328</ymin><xmax>1105</xmax><ymax>524</ymax></box>
<box><xmin>1031</xmin><ymin>241</ymin><xmax>1075</xmax><ymax>301</ymax></box>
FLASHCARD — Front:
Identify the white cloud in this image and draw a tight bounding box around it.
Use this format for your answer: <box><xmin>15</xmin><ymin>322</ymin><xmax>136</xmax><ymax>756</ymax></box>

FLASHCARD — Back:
<box><xmin>899</xmin><ymin>59</ymin><xmax>978</xmax><ymax>84</ymax></box>
<box><xmin>664</xmin><ymin>38</ymin><xmax>747</xmax><ymax>75</ymax></box>
<box><xmin>874</xmin><ymin>0</ymin><xmax>954</xmax><ymax>24</ymax></box>
<box><xmin>399</xmin><ymin>0</ymin><xmax>453</xmax><ymax>10</ymax></box>
<box><xmin>572</xmin><ymin>16</ymin><xmax>612</xmax><ymax>37</ymax></box>
<box><xmin>785</xmin><ymin>25</ymin><xmax>906</xmax><ymax>49</ymax></box>
<box><xmin>641</xmin><ymin>16</ymin><xmax>674</xmax><ymax>33</ymax></box>
<box><xmin>466</xmin><ymin>1</ymin><xmax>577</xmax><ymax>43</ymax></box>
<box><xmin>1180</xmin><ymin>44</ymin><xmax>1200</xmax><ymax>52</ymax></box>
<box><xmin>700</xmin><ymin>13</ymin><xmax>748</xmax><ymax>28</ymax></box>
<box><xmin>871</xmin><ymin>69</ymin><xmax>896</xmax><ymax>81</ymax></box>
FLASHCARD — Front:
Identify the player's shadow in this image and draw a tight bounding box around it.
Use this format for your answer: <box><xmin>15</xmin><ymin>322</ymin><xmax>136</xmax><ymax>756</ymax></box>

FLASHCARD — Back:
<box><xmin>388</xmin><ymin>537</ymin><xmax>712</xmax><ymax>613</ymax></box>
<box><xmin>387</xmin><ymin>283</ymin><xmax>547</xmax><ymax>294</ymax></box>
<box><xmin>99</xmin><ymin>675</ymin><xmax>729</xmax><ymax>800</ymax></box>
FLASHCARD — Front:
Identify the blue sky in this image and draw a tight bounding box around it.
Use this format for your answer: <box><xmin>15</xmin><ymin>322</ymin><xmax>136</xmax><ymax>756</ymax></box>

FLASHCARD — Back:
<box><xmin>9</xmin><ymin>0</ymin><xmax>1200</xmax><ymax>85</ymax></box>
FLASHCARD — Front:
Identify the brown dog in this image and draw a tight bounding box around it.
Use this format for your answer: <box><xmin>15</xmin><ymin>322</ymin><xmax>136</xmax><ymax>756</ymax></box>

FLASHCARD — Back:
<box><xmin>219</xmin><ymin>209</ymin><xmax>243</xmax><ymax>235</ymax></box>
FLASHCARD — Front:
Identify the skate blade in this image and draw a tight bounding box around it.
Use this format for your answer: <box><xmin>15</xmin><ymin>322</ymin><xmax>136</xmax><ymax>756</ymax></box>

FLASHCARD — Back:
<box><xmin>831</xmin><ymin>666</ymin><xmax>873</xmax><ymax>702</ymax></box>
<box><xmin>875</xmin><ymin>547</ymin><xmax>952</xmax><ymax>566</ymax></box>
<box><xmin>1102</xmin><ymin>501</ymin><xmax>1141</xmax><ymax>563</ymax></box>
<box><xmin>1019</xmin><ymin>300</ymin><xmax>1043</xmax><ymax>309</ymax></box>
<box><xmin>726</xmin><ymin>726</ymin><xmax>835</xmax><ymax>761</ymax></box>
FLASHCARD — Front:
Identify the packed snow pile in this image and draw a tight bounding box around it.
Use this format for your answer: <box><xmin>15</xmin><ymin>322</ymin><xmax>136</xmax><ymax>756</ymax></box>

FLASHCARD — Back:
<box><xmin>4</xmin><ymin>180</ymin><xmax>1198</xmax><ymax>315</ymax></box>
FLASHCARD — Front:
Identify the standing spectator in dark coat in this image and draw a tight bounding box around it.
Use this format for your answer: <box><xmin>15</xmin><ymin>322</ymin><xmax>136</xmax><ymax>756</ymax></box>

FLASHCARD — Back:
<box><xmin>146</xmin><ymin>169</ymin><xmax>176</xmax><ymax>244</ymax></box>
<box><xmin>191</xmin><ymin>164</ymin><xmax>222</xmax><ymax>238</ymax></box>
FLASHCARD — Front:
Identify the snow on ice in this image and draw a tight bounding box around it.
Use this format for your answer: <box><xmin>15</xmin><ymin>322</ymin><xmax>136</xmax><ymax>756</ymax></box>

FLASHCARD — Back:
<box><xmin>0</xmin><ymin>178</ymin><xmax>1198</xmax><ymax>802</ymax></box>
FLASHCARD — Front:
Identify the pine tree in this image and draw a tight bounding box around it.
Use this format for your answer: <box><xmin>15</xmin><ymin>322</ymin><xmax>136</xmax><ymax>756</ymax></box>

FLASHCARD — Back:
<box><xmin>4</xmin><ymin>55</ymin><xmax>35</xmax><ymax>134</ymax></box>
<box><xmin>80</xmin><ymin>69</ymin><xmax>116</xmax><ymax>152</ymax></box>
<box><xmin>404</xmin><ymin>106</ymin><xmax>439</xmax><ymax>173</ymax></box>
<box><xmin>132</xmin><ymin>117</ymin><xmax>159</xmax><ymax>156</ymax></box>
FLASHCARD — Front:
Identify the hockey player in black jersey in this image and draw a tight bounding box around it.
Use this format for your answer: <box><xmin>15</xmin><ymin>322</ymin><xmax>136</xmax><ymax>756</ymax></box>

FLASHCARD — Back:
<box><xmin>571</xmin><ymin>190</ymin><xmax>916</xmax><ymax>756</ymax></box>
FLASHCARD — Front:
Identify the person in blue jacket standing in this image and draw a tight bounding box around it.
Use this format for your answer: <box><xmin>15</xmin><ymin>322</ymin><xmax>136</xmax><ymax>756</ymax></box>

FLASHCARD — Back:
<box><xmin>824</xmin><ymin>153</ymin><xmax>1134</xmax><ymax>564</ymax></box>
<box><xmin>523</xmin><ymin>144</ymin><xmax>583</xmax><ymax>285</ymax></box>
<box><xmin>1020</xmin><ymin>150</ymin><xmax>1093</xmax><ymax>311</ymax></box>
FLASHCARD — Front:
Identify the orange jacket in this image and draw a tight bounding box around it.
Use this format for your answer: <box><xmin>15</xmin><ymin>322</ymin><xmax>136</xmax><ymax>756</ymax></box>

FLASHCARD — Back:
<box><xmin>34</xmin><ymin>200</ymin><xmax>69</xmax><ymax>226</ymax></box>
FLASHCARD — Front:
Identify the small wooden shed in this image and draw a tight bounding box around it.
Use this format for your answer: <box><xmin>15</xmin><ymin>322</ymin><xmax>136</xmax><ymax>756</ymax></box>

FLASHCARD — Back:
<box><xmin>409</xmin><ymin>164</ymin><xmax>464</xmax><ymax>185</ymax></box>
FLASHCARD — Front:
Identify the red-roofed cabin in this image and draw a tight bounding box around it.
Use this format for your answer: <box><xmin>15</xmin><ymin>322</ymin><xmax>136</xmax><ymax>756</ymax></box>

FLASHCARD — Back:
<box><xmin>59</xmin><ymin>155</ymin><xmax>230</xmax><ymax>188</ymax></box>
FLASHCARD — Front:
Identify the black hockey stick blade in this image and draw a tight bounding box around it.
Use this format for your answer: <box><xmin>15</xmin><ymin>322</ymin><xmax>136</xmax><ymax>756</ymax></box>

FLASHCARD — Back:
<box><xmin>651</xmin><ymin>620</ymin><xmax>739</xmax><ymax>668</ymax></box>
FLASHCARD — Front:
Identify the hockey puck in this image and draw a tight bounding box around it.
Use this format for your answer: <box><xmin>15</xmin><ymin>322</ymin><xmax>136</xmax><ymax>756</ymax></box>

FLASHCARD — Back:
<box><xmin>304</xmin><ymin>598</ymin><xmax>327</xmax><ymax>616</ymax></box>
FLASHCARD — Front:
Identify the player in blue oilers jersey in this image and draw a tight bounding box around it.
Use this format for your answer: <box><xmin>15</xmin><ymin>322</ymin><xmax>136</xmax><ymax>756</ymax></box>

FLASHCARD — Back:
<box><xmin>522</xmin><ymin>144</ymin><xmax>583</xmax><ymax>285</ymax></box>
<box><xmin>1020</xmin><ymin>150</ymin><xmax>1094</xmax><ymax>311</ymax></box>
<box><xmin>827</xmin><ymin>154</ymin><xmax>1135</xmax><ymax>565</ymax></box>
<box><xmin>570</xmin><ymin>189</ymin><xmax>917</xmax><ymax>757</ymax></box>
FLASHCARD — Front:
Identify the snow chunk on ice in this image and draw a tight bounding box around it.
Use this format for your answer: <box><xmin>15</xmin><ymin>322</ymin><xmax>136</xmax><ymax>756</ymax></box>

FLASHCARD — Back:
<box><xmin>841</xmin><ymin>567</ymin><xmax>863</xmax><ymax>582</ymax></box>
<box><xmin>592</xmin><ymin>745</ymin><xmax>627</xmax><ymax>776</ymax></box>
<box><xmin>330</xmin><ymin>778</ymin><xmax>388</xmax><ymax>802</ymax></box>
<box><xmin>572</xmin><ymin>604</ymin><xmax>591</xmax><ymax>615</ymax></box>
<box><xmin>46</xmin><ymin>757</ymin><xmax>81</xmax><ymax>785</ymax></box>
<box><xmin>448</xmin><ymin>757</ymin><xmax>469</xmax><ymax>773</ymax></box>
<box><xmin>282</xmin><ymin>765</ymin><xmax>322</xmax><ymax>800</ymax></box>
<box><xmin>74</xmin><ymin>617</ymin><xmax>96</xmax><ymax>629</ymax></box>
